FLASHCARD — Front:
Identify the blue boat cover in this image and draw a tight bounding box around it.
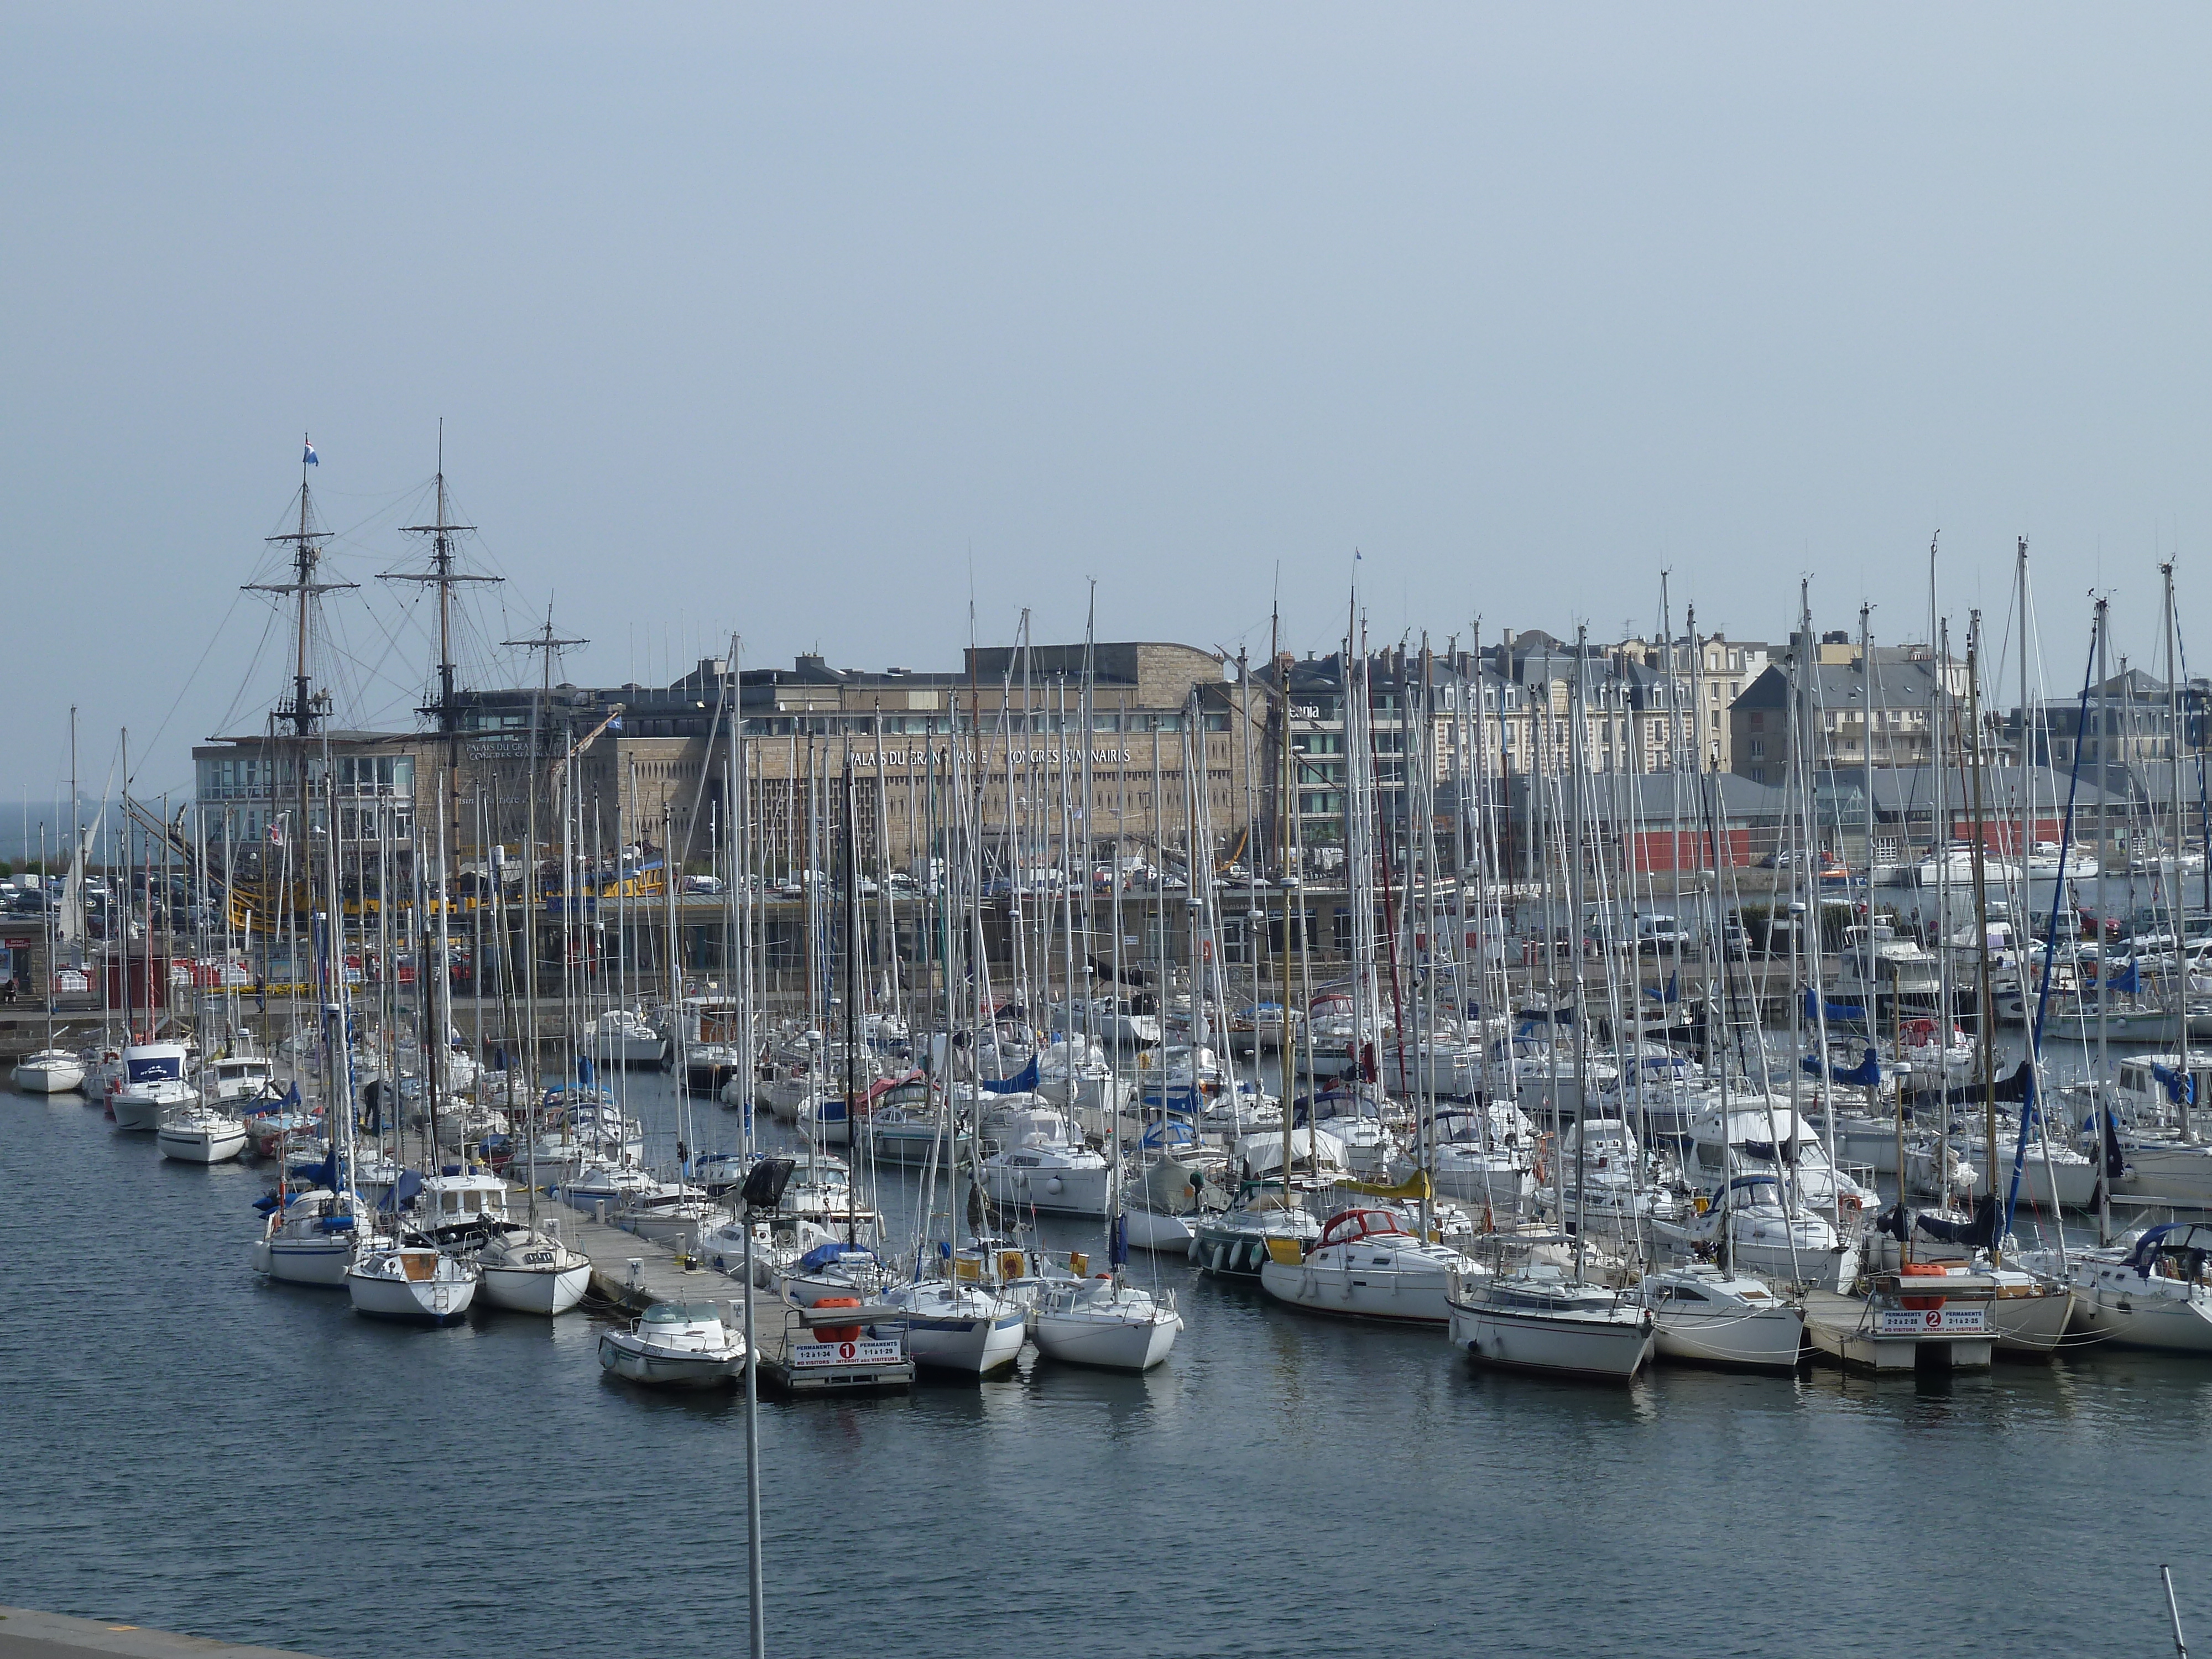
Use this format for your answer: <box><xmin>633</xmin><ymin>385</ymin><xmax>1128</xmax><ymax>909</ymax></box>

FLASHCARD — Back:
<box><xmin>2151</xmin><ymin>1062</ymin><xmax>2198</xmax><ymax>1107</ymax></box>
<box><xmin>795</xmin><ymin>1242</ymin><xmax>877</xmax><ymax>1272</ymax></box>
<box><xmin>1803</xmin><ymin>988</ymin><xmax>1867</xmax><ymax>1024</ymax></box>
<box><xmin>1801</xmin><ymin>1046</ymin><xmax>1882</xmax><ymax>1087</ymax></box>
<box><xmin>978</xmin><ymin>1054</ymin><xmax>1041</xmax><ymax>1095</ymax></box>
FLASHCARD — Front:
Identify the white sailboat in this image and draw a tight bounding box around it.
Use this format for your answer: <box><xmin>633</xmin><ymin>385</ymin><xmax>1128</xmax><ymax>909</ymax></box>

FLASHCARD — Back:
<box><xmin>345</xmin><ymin>1242</ymin><xmax>479</xmax><ymax>1321</ymax></box>
<box><xmin>252</xmin><ymin>1187</ymin><xmax>375</xmax><ymax>1286</ymax></box>
<box><xmin>12</xmin><ymin>1050</ymin><xmax>86</xmax><ymax>1094</ymax></box>
<box><xmin>1448</xmin><ymin>1264</ymin><xmax>1656</xmax><ymax>1380</ymax></box>
<box><xmin>1638</xmin><ymin>1264</ymin><xmax>1803</xmax><ymax>1371</ymax></box>
<box><xmin>476</xmin><ymin>1223</ymin><xmax>592</xmax><ymax>1314</ymax></box>
<box><xmin>1031</xmin><ymin>1275</ymin><xmax>1181</xmax><ymax>1371</ymax></box>
<box><xmin>156</xmin><ymin>1102</ymin><xmax>251</xmax><ymax>1164</ymax></box>
<box><xmin>873</xmin><ymin>1277</ymin><xmax>1027</xmax><ymax>1374</ymax></box>
<box><xmin>1258</xmin><ymin>1206</ymin><xmax>1473</xmax><ymax>1325</ymax></box>
<box><xmin>2058</xmin><ymin>1223</ymin><xmax>2212</xmax><ymax>1353</ymax></box>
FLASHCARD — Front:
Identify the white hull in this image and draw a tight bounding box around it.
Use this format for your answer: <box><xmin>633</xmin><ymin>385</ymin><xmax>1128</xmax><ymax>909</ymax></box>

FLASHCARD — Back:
<box><xmin>158</xmin><ymin>1121</ymin><xmax>249</xmax><ymax>1164</ymax></box>
<box><xmin>1032</xmin><ymin>1308</ymin><xmax>1179</xmax><ymax>1370</ymax></box>
<box><xmin>877</xmin><ymin>1298</ymin><xmax>1026</xmax><ymax>1374</ymax></box>
<box><xmin>2077</xmin><ymin>1287</ymin><xmax>2212</xmax><ymax>1352</ymax></box>
<box><xmin>1652</xmin><ymin>1306</ymin><xmax>1804</xmax><ymax>1371</ymax></box>
<box><xmin>862</xmin><ymin>1124</ymin><xmax>951</xmax><ymax>1165</ymax></box>
<box><xmin>1969</xmin><ymin>1152</ymin><xmax>2100</xmax><ymax>1211</ymax></box>
<box><xmin>598</xmin><ymin>1332</ymin><xmax>743</xmax><ymax>1387</ymax></box>
<box><xmin>1726</xmin><ymin>1242</ymin><xmax>1855</xmax><ymax>1294</ymax></box>
<box><xmin>347</xmin><ymin>1267</ymin><xmax>476</xmax><ymax>1321</ymax></box>
<box><xmin>108</xmin><ymin>1094</ymin><xmax>167</xmax><ymax>1132</ymax></box>
<box><xmin>1989</xmin><ymin>1287</ymin><xmax>2075</xmax><ymax>1354</ymax></box>
<box><xmin>12</xmin><ymin>1055</ymin><xmax>85</xmax><ymax>1093</ymax></box>
<box><xmin>980</xmin><ymin>1165</ymin><xmax>1113</xmax><ymax>1218</ymax></box>
<box><xmin>2116</xmin><ymin>1145</ymin><xmax>2212</xmax><ymax>1204</ymax></box>
<box><xmin>1258</xmin><ymin>1259</ymin><xmax>1454</xmax><ymax>1324</ymax></box>
<box><xmin>480</xmin><ymin>1261</ymin><xmax>592</xmax><ymax>1314</ymax></box>
<box><xmin>251</xmin><ymin>1237</ymin><xmax>355</xmax><ymax>1286</ymax></box>
<box><xmin>1123</xmin><ymin>1207</ymin><xmax>1196</xmax><ymax>1252</ymax></box>
<box><xmin>1451</xmin><ymin>1301</ymin><xmax>1655</xmax><ymax>1380</ymax></box>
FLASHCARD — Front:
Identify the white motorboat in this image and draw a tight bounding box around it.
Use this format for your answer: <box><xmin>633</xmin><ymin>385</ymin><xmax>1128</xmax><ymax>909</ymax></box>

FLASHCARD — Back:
<box><xmin>872</xmin><ymin>1278</ymin><xmax>1027</xmax><ymax>1374</ymax></box>
<box><xmin>1639</xmin><ymin>1264</ymin><xmax>1804</xmax><ymax>1371</ymax></box>
<box><xmin>156</xmin><ymin>1102</ymin><xmax>251</xmax><ymax>1164</ymax></box>
<box><xmin>858</xmin><ymin>1102</ymin><xmax>951</xmax><ymax>1166</ymax></box>
<box><xmin>582</xmin><ymin>1008</ymin><xmax>670</xmax><ymax>1067</ymax></box>
<box><xmin>345</xmin><ymin>1243</ymin><xmax>478</xmax><ymax>1321</ymax></box>
<box><xmin>560</xmin><ymin>1160</ymin><xmax>657</xmax><ymax>1217</ymax></box>
<box><xmin>615</xmin><ymin>1183</ymin><xmax>724</xmax><ymax>1250</ymax></box>
<box><xmin>12</xmin><ymin>1048</ymin><xmax>86</xmax><ymax>1094</ymax></box>
<box><xmin>1652</xmin><ymin>1175</ymin><xmax>1853</xmax><ymax>1292</ymax></box>
<box><xmin>770</xmin><ymin>1229</ymin><xmax>895</xmax><ymax>1306</ymax></box>
<box><xmin>251</xmin><ymin>1188</ymin><xmax>373</xmax><ymax>1286</ymax></box>
<box><xmin>2061</xmin><ymin>1223</ymin><xmax>2212</xmax><ymax>1352</ymax></box>
<box><xmin>408</xmin><ymin>1171</ymin><xmax>516</xmax><ymax>1245</ymax></box>
<box><xmin>598</xmin><ymin>1300</ymin><xmax>746</xmax><ymax>1386</ymax></box>
<box><xmin>1683</xmin><ymin>1100</ymin><xmax>1876</xmax><ymax>1213</ymax></box>
<box><xmin>108</xmin><ymin>1041</ymin><xmax>193</xmax><ymax>1131</ymax></box>
<box><xmin>1258</xmin><ymin>1207</ymin><xmax>1474</xmax><ymax>1325</ymax></box>
<box><xmin>1448</xmin><ymin>1265</ymin><xmax>1656</xmax><ymax>1380</ymax></box>
<box><xmin>476</xmin><ymin>1223</ymin><xmax>592</xmax><ymax>1314</ymax></box>
<box><xmin>202</xmin><ymin>1050</ymin><xmax>279</xmax><ymax>1105</ymax></box>
<box><xmin>1031</xmin><ymin>1276</ymin><xmax>1181</xmax><ymax>1371</ymax></box>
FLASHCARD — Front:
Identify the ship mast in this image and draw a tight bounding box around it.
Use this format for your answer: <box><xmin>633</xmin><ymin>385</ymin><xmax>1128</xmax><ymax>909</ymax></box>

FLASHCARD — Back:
<box><xmin>384</xmin><ymin>429</ymin><xmax>503</xmax><ymax>1154</ymax></box>
<box><xmin>242</xmin><ymin>448</ymin><xmax>358</xmax><ymax>925</ymax></box>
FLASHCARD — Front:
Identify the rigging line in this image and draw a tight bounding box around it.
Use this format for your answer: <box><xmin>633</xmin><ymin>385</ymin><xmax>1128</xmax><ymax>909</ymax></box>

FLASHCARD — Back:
<box><xmin>138</xmin><ymin>586</ymin><xmax>251</xmax><ymax>763</ymax></box>
<box><xmin>211</xmin><ymin>603</ymin><xmax>286</xmax><ymax>739</ymax></box>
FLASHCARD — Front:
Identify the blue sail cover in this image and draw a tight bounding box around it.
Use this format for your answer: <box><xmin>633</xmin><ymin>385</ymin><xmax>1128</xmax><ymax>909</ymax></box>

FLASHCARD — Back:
<box><xmin>1645</xmin><ymin>971</ymin><xmax>1679</xmax><ymax>1005</ymax></box>
<box><xmin>2107</xmin><ymin>960</ymin><xmax>2142</xmax><ymax>995</ymax></box>
<box><xmin>1802</xmin><ymin>1046</ymin><xmax>1882</xmax><ymax>1087</ymax></box>
<box><xmin>1803</xmin><ymin>988</ymin><xmax>1867</xmax><ymax>1025</ymax></box>
<box><xmin>2151</xmin><ymin>1062</ymin><xmax>2198</xmax><ymax>1106</ymax></box>
<box><xmin>794</xmin><ymin>1242</ymin><xmax>877</xmax><ymax>1273</ymax></box>
<box><xmin>978</xmin><ymin>1054</ymin><xmax>1041</xmax><ymax>1095</ymax></box>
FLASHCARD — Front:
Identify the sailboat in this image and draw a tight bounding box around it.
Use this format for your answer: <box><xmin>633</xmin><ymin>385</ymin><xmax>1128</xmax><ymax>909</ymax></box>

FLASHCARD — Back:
<box><xmin>13</xmin><ymin>810</ymin><xmax>86</xmax><ymax>1092</ymax></box>
<box><xmin>477</xmin><ymin>1220</ymin><xmax>593</xmax><ymax>1314</ymax></box>
<box><xmin>1449</xmin><ymin>623</ymin><xmax>1655</xmax><ymax>1381</ymax></box>
<box><xmin>1030</xmin><ymin>625</ymin><xmax>1184</xmax><ymax>1374</ymax></box>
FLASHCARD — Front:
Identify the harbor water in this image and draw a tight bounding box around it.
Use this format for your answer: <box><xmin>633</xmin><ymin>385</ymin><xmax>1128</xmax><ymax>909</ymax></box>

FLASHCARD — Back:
<box><xmin>4</xmin><ymin>1073</ymin><xmax>2210</xmax><ymax>1659</ymax></box>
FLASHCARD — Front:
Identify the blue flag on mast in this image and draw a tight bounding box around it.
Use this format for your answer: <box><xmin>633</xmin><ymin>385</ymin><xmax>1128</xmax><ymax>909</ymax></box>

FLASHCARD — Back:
<box><xmin>302</xmin><ymin>440</ymin><xmax>319</xmax><ymax>466</ymax></box>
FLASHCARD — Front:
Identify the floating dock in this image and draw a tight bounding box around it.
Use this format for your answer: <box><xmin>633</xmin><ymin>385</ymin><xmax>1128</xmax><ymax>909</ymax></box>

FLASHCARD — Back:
<box><xmin>1803</xmin><ymin>1287</ymin><xmax>1995</xmax><ymax>1372</ymax></box>
<box><xmin>552</xmin><ymin>1196</ymin><xmax>914</xmax><ymax>1394</ymax></box>
<box><xmin>0</xmin><ymin>1606</ymin><xmax>322</xmax><ymax>1659</ymax></box>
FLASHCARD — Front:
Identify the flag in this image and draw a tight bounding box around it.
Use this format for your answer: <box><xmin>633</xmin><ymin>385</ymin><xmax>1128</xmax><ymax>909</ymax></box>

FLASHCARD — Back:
<box><xmin>607</xmin><ymin>715</ymin><xmax>623</xmax><ymax>731</ymax></box>
<box><xmin>268</xmin><ymin>817</ymin><xmax>285</xmax><ymax>848</ymax></box>
<box><xmin>302</xmin><ymin>440</ymin><xmax>319</xmax><ymax>466</ymax></box>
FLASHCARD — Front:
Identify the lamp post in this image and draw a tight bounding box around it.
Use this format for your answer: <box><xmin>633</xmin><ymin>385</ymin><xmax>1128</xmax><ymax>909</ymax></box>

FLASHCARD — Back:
<box><xmin>735</xmin><ymin>1155</ymin><xmax>795</xmax><ymax>1659</ymax></box>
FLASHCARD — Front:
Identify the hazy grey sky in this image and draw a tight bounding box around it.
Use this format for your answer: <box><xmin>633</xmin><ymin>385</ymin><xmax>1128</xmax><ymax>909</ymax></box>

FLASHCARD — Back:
<box><xmin>7</xmin><ymin>3</ymin><xmax>2210</xmax><ymax>811</ymax></box>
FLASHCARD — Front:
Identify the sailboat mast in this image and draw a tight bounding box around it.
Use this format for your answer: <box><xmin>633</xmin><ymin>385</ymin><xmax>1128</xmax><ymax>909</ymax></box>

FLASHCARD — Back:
<box><xmin>2167</xmin><ymin>560</ymin><xmax>2192</xmax><ymax>1141</ymax></box>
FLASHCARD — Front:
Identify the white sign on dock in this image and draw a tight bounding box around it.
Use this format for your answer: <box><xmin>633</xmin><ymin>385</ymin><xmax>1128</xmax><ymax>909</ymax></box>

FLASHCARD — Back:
<box><xmin>793</xmin><ymin>1339</ymin><xmax>902</xmax><ymax>1366</ymax></box>
<box><xmin>1877</xmin><ymin>1305</ymin><xmax>1986</xmax><ymax>1336</ymax></box>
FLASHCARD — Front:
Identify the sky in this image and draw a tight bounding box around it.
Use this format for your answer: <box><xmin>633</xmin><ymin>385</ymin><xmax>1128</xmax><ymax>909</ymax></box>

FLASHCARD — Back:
<box><xmin>6</xmin><ymin>3</ymin><xmax>2211</xmax><ymax>830</ymax></box>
